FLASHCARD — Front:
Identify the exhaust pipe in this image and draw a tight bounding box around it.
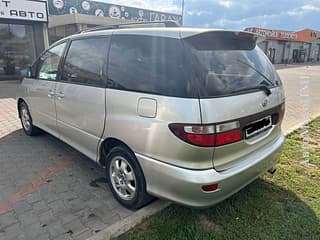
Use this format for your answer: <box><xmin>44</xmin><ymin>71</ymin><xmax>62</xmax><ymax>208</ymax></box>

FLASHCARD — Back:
<box><xmin>268</xmin><ymin>167</ymin><xmax>277</xmax><ymax>175</ymax></box>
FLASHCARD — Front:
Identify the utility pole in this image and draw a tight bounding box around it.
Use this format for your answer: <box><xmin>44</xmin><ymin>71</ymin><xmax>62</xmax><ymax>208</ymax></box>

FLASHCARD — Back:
<box><xmin>181</xmin><ymin>0</ymin><xmax>185</xmax><ymax>26</ymax></box>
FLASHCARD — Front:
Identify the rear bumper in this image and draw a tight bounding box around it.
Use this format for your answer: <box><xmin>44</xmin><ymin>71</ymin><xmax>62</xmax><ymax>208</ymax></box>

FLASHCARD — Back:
<box><xmin>136</xmin><ymin>133</ymin><xmax>285</xmax><ymax>208</ymax></box>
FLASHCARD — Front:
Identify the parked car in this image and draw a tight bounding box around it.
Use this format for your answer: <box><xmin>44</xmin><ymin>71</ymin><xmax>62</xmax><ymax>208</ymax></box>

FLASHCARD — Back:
<box><xmin>17</xmin><ymin>22</ymin><xmax>285</xmax><ymax>209</ymax></box>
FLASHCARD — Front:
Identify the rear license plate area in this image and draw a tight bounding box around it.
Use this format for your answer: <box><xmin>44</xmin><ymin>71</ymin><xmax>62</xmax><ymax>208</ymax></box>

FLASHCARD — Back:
<box><xmin>245</xmin><ymin>116</ymin><xmax>272</xmax><ymax>139</ymax></box>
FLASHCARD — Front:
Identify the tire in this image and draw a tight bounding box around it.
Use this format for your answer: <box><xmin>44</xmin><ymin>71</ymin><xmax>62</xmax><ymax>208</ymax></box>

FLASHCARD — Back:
<box><xmin>18</xmin><ymin>101</ymin><xmax>41</xmax><ymax>136</ymax></box>
<box><xmin>105</xmin><ymin>145</ymin><xmax>154</xmax><ymax>209</ymax></box>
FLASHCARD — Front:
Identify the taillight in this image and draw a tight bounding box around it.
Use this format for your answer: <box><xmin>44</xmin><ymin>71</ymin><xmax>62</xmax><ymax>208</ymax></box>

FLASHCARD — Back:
<box><xmin>215</xmin><ymin>129</ymin><xmax>241</xmax><ymax>146</ymax></box>
<box><xmin>169</xmin><ymin>121</ymin><xmax>242</xmax><ymax>147</ymax></box>
<box><xmin>169</xmin><ymin>124</ymin><xmax>215</xmax><ymax>147</ymax></box>
<box><xmin>279</xmin><ymin>102</ymin><xmax>285</xmax><ymax>123</ymax></box>
<box><xmin>215</xmin><ymin>121</ymin><xmax>241</xmax><ymax>146</ymax></box>
<box><xmin>272</xmin><ymin>103</ymin><xmax>285</xmax><ymax>125</ymax></box>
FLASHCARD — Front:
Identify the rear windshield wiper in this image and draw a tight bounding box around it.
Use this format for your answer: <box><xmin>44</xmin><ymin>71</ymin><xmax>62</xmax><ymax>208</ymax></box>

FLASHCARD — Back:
<box><xmin>236</xmin><ymin>59</ymin><xmax>275</xmax><ymax>88</ymax></box>
<box><xmin>231</xmin><ymin>85</ymin><xmax>271</xmax><ymax>96</ymax></box>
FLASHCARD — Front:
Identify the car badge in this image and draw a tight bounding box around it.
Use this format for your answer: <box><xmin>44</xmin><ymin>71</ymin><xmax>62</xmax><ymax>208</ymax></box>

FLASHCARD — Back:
<box><xmin>261</xmin><ymin>98</ymin><xmax>268</xmax><ymax>108</ymax></box>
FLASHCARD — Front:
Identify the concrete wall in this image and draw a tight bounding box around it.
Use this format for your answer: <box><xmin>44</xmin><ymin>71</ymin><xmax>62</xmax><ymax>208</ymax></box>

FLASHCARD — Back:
<box><xmin>258</xmin><ymin>40</ymin><xmax>285</xmax><ymax>64</ymax></box>
<box><xmin>310</xmin><ymin>39</ymin><xmax>320</xmax><ymax>61</ymax></box>
<box><xmin>258</xmin><ymin>39</ymin><xmax>319</xmax><ymax>64</ymax></box>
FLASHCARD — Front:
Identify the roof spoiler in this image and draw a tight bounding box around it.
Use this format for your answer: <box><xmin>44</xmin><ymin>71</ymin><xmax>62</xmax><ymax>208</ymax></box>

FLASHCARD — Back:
<box><xmin>183</xmin><ymin>30</ymin><xmax>266</xmax><ymax>51</ymax></box>
<box><xmin>235</xmin><ymin>31</ymin><xmax>266</xmax><ymax>43</ymax></box>
<box><xmin>248</xmin><ymin>32</ymin><xmax>266</xmax><ymax>43</ymax></box>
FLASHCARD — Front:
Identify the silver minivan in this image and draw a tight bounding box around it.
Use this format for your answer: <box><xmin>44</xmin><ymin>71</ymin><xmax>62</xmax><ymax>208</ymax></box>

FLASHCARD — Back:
<box><xmin>17</xmin><ymin>22</ymin><xmax>285</xmax><ymax>209</ymax></box>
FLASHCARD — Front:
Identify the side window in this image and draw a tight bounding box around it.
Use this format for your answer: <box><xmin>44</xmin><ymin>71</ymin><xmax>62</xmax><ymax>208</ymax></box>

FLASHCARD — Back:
<box><xmin>61</xmin><ymin>38</ymin><xmax>108</xmax><ymax>87</ymax></box>
<box><xmin>108</xmin><ymin>35</ymin><xmax>192</xmax><ymax>98</ymax></box>
<box><xmin>36</xmin><ymin>42</ymin><xmax>66</xmax><ymax>80</ymax></box>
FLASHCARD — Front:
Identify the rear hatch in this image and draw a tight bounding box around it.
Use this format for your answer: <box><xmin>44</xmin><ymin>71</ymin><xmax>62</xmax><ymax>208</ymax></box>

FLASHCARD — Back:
<box><xmin>182</xmin><ymin>30</ymin><xmax>285</xmax><ymax>171</ymax></box>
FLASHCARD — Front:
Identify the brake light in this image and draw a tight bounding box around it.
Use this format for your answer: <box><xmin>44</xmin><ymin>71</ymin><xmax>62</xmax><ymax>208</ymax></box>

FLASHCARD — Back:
<box><xmin>186</xmin><ymin>134</ymin><xmax>215</xmax><ymax>147</ymax></box>
<box><xmin>216</xmin><ymin>129</ymin><xmax>241</xmax><ymax>146</ymax></box>
<box><xmin>169</xmin><ymin>121</ymin><xmax>242</xmax><ymax>147</ymax></box>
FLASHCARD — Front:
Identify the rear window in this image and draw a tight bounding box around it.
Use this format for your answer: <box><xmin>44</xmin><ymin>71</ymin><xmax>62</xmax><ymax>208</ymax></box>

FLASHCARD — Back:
<box><xmin>184</xmin><ymin>31</ymin><xmax>281</xmax><ymax>98</ymax></box>
<box><xmin>107</xmin><ymin>35</ymin><xmax>197</xmax><ymax>98</ymax></box>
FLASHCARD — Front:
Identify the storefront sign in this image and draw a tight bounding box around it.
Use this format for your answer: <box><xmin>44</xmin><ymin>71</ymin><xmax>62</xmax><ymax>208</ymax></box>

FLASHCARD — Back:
<box><xmin>0</xmin><ymin>0</ymin><xmax>48</xmax><ymax>22</ymax></box>
<box><xmin>279</xmin><ymin>31</ymin><xmax>297</xmax><ymax>40</ymax></box>
<box><xmin>49</xmin><ymin>0</ymin><xmax>182</xmax><ymax>25</ymax></box>
<box><xmin>245</xmin><ymin>27</ymin><xmax>297</xmax><ymax>41</ymax></box>
<box><xmin>254</xmin><ymin>29</ymin><xmax>277</xmax><ymax>38</ymax></box>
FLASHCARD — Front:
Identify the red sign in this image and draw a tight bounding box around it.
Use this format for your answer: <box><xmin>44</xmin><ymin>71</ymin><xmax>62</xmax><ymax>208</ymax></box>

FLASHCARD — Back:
<box><xmin>245</xmin><ymin>27</ymin><xmax>297</xmax><ymax>41</ymax></box>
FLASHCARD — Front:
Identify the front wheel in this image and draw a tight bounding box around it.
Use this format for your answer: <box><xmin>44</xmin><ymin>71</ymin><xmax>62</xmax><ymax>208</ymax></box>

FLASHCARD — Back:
<box><xmin>106</xmin><ymin>145</ymin><xmax>153</xmax><ymax>209</ymax></box>
<box><xmin>18</xmin><ymin>101</ymin><xmax>40</xmax><ymax>136</ymax></box>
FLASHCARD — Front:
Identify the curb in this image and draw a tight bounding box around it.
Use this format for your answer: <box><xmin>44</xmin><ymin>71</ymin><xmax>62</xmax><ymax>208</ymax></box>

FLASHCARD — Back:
<box><xmin>86</xmin><ymin>200</ymin><xmax>171</xmax><ymax>240</ymax></box>
<box><xmin>87</xmin><ymin>114</ymin><xmax>320</xmax><ymax>240</ymax></box>
<box><xmin>274</xmin><ymin>63</ymin><xmax>320</xmax><ymax>70</ymax></box>
<box><xmin>284</xmin><ymin>113</ymin><xmax>320</xmax><ymax>136</ymax></box>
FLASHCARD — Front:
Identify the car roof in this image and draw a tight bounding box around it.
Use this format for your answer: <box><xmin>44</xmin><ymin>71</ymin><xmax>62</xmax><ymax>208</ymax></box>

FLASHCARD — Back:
<box><xmin>53</xmin><ymin>27</ymin><xmax>265</xmax><ymax>46</ymax></box>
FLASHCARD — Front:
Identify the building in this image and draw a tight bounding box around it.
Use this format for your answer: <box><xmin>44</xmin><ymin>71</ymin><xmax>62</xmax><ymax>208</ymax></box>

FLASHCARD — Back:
<box><xmin>0</xmin><ymin>0</ymin><xmax>182</xmax><ymax>80</ymax></box>
<box><xmin>0</xmin><ymin>0</ymin><xmax>48</xmax><ymax>80</ymax></box>
<box><xmin>47</xmin><ymin>0</ymin><xmax>182</xmax><ymax>44</ymax></box>
<box><xmin>245</xmin><ymin>27</ymin><xmax>320</xmax><ymax>64</ymax></box>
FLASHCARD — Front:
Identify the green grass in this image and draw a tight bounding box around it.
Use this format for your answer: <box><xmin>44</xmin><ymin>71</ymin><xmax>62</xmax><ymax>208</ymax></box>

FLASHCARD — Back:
<box><xmin>117</xmin><ymin>117</ymin><xmax>320</xmax><ymax>240</ymax></box>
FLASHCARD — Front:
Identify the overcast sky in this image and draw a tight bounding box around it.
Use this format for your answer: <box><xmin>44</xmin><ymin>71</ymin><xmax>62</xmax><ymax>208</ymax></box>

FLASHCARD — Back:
<box><xmin>100</xmin><ymin>0</ymin><xmax>320</xmax><ymax>31</ymax></box>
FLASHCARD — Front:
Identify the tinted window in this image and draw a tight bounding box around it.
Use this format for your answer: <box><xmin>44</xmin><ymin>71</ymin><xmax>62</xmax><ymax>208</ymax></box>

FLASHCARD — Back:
<box><xmin>184</xmin><ymin>32</ymin><xmax>281</xmax><ymax>98</ymax></box>
<box><xmin>108</xmin><ymin>35</ymin><xmax>196</xmax><ymax>98</ymax></box>
<box><xmin>62</xmin><ymin>38</ymin><xmax>108</xmax><ymax>87</ymax></box>
<box><xmin>185</xmin><ymin>31</ymin><xmax>257</xmax><ymax>51</ymax></box>
<box><xmin>36</xmin><ymin>42</ymin><xmax>66</xmax><ymax>80</ymax></box>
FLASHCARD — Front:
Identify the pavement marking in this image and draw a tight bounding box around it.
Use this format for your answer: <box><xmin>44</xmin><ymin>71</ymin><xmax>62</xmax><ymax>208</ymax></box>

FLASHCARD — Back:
<box><xmin>0</xmin><ymin>156</ymin><xmax>75</xmax><ymax>215</ymax></box>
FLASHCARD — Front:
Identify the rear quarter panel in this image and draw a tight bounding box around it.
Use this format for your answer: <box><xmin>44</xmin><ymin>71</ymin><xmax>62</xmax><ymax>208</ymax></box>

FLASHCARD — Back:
<box><xmin>102</xmin><ymin>89</ymin><xmax>214</xmax><ymax>169</ymax></box>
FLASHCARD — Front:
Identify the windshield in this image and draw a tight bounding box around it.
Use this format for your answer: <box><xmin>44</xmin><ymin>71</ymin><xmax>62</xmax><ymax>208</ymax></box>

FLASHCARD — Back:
<box><xmin>184</xmin><ymin>32</ymin><xmax>281</xmax><ymax>98</ymax></box>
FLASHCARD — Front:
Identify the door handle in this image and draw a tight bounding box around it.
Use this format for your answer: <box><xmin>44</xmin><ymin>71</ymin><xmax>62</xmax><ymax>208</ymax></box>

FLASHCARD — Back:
<box><xmin>48</xmin><ymin>90</ymin><xmax>55</xmax><ymax>98</ymax></box>
<box><xmin>67</xmin><ymin>73</ymin><xmax>78</xmax><ymax>79</ymax></box>
<box><xmin>56</xmin><ymin>92</ymin><xmax>65</xmax><ymax>99</ymax></box>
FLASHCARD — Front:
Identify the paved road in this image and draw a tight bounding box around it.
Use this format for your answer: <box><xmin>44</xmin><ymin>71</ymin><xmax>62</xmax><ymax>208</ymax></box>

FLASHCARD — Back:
<box><xmin>0</xmin><ymin>64</ymin><xmax>319</xmax><ymax>240</ymax></box>
<box><xmin>278</xmin><ymin>64</ymin><xmax>320</xmax><ymax>133</ymax></box>
<box><xmin>0</xmin><ymin>82</ymin><xmax>133</xmax><ymax>240</ymax></box>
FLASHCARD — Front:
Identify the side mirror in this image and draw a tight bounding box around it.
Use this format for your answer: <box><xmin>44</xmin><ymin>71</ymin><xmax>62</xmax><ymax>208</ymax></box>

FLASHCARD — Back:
<box><xmin>20</xmin><ymin>66</ymin><xmax>32</xmax><ymax>79</ymax></box>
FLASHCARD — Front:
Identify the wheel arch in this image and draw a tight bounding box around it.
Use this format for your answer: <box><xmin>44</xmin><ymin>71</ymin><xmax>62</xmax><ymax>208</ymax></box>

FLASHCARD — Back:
<box><xmin>98</xmin><ymin>137</ymin><xmax>136</xmax><ymax>167</ymax></box>
<box><xmin>100</xmin><ymin>137</ymin><xmax>154</xmax><ymax>209</ymax></box>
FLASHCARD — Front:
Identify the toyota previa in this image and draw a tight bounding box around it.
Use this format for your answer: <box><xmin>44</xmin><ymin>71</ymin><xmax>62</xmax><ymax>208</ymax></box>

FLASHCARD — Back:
<box><xmin>17</xmin><ymin>22</ymin><xmax>285</xmax><ymax>209</ymax></box>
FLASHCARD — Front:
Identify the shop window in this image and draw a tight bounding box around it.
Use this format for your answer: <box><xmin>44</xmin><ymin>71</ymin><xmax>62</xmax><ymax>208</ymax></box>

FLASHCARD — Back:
<box><xmin>267</xmin><ymin>48</ymin><xmax>276</xmax><ymax>63</ymax></box>
<box><xmin>0</xmin><ymin>24</ymin><xmax>36</xmax><ymax>80</ymax></box>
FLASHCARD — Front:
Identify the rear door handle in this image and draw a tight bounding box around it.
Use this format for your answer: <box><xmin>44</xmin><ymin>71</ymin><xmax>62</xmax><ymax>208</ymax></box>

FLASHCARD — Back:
<box><xmin>48</xmin><ymin>90</ymin><xmax>55</xmax><ymax>98</ymax></box>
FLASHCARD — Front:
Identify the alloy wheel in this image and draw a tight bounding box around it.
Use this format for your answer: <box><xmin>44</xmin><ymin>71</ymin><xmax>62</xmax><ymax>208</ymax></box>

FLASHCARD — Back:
<box><xmin>20</xmin><ymin>105</ymin><xmax>31</xmax><ymax>131</ymax></box>
<box><xmin>109</xmin><ymin>156</ymin><xmax>137</xmax><ymax>200</ymax></box>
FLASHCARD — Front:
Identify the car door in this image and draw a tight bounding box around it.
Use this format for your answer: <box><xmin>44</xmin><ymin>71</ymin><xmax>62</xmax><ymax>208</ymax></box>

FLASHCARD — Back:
<box><xmin>55</xmin><ymin>37</ymin><xmax>109</xmax><ymax>161</ymax></box>
<box><xmin>26</xmin><ymin>41</ymin><xmax>67</xmax><ymax>137</ymax></box>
